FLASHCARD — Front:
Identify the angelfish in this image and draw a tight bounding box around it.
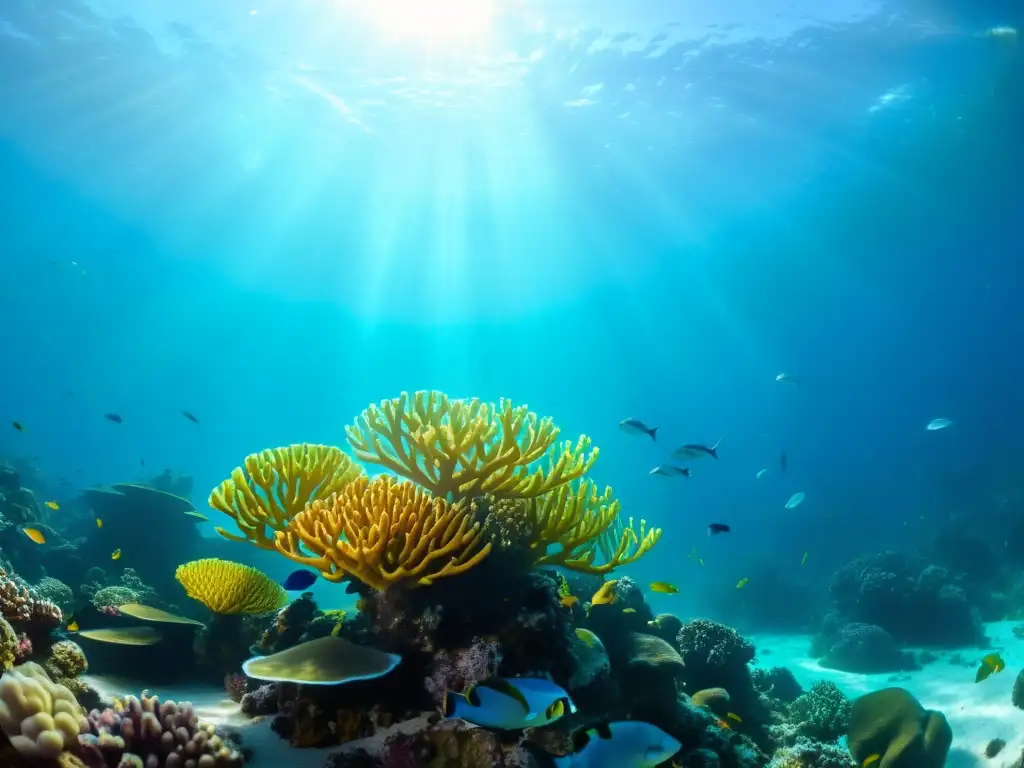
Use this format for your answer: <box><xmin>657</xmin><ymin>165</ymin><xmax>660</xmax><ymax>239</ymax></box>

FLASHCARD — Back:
<box><xmin>442</xmin><ymin>677</ymin><xmax>576</xmax><ymax>730</ymax></box>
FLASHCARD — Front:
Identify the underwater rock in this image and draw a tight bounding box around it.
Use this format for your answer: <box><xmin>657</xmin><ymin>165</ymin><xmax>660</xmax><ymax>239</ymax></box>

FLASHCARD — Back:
<box><xmin>846</xmin><ymin>687</ymin><xmax>951</xmax><ymax>768</ymax></box>
<box><xmin>0</xmin><ymin>465</ymin><xmax>19</xmax><ymax>493</ymax></box>
<box><xmin>751</xmin><ymin>667</ymin><xmax>803</xmax><ymax>704</ymax></box>
<box><xmin>986</xmin><ymin>738</ymin><xmax>1006</xmax><ymax>758</ymax></box>
<box><xmin>1014</xmin><ymin>668</ymin><xmax>1024</xmax><ymax>710</ymax></box>
<box><xmin>818</xmin><ymin>623</ymin><xmax>920</xmax><ymax>674</ymax></box>
<box><xmin>566</xmin><ymin>630</ymin><xmax>610</xmax><ymax>690</ymax></box>
<box><xmin>646</xmin><ymin>613</ymin><xmax>684</xmax><ymax>645</ymax></box>
<box><xmin>254</xmin><ymin>592</ymin><xmax>318</xmax><ymax>655</ymax></box>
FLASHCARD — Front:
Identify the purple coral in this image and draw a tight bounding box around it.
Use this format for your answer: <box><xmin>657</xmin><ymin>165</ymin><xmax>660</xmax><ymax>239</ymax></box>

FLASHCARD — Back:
<box><xmin>74</xmin><ymin>693</ymin><xmax>245</xmax><ymax>767</ymax></box>
<box><xmin>423</xmin><ymin>636</ymin><xmax>502</xmax><ymax>703</ymax></box>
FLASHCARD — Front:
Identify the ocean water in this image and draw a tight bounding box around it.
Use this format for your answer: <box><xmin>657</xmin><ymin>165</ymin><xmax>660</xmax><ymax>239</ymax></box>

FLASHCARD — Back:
<box><xmin>0</xmin><ymin>0</ymin><xmax>1023</xmax><ymax>765</ymax></box>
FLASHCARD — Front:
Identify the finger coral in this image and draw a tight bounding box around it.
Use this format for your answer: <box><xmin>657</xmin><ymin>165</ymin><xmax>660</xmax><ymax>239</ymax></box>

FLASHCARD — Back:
<box><xmin>209</xmin><ymin>444</ymin><xmax>365</xmax><ymax>549</ymax></box>
<box><xmin>486</xmin><ymin>480</ymin><xmax>662</xmax><ymax>574</ymax></box>
<box><xmin>0</xmin><ymin>661</ymin><xmax>88</xmax><ymax>758</ymax></box>
<box><xmin>346</xmin><ymin>391</ymin><xmax>597</xmax><ymax>500</ymax></box>
<box><xmin>176</xmin><ymin>558</ymin><xmax>288</xmax><ymax>615</ymax></box>
<box><xmin>273</xmin><ymin>475</ymin><xmax>493</xmax><ymax>590</ymax></box>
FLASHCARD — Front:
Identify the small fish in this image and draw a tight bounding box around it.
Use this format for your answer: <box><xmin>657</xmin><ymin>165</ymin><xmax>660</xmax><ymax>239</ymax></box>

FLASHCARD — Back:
<box><xmin>183</xmin><ymin>510</ymin><xmax>209</xmax><ymax>521</ymax></box>
<box><xmin>715</xmin><ymin>717</ymin><xmax>732</xmax><ymax>730</ymax></box>
<box><xmin>755</xmin><ymin>468</ymin><xmax>767</xmax><ymax>480</ymax></box>
<box><xmin>23</xmin><ymin>527</ymin><xmax>46</xmax><ymax>545</ymax></box>
<box><xmin>96</xmin><ymin>518</ymin><xmax>103</xmax><ymax>529</ymax></box>
<box><xmin>619</xmin><ymin>418</ymin><xmax>658</xmax><ymax>441</ymax></box>
<box><xmin>780</xmin><ymin>450</ymin><xmax>787</xmax><ymax>473</ymax></box>
<box><xmin>575</xmin><ymin>628</ymin><xmax>600</xmax><ymax>647</ymax></box>
<box><xmin>66</xmin><ymin>621</ymin><xmax>79</xmax><ymax>632</ymax></box>
<box><xmin>649</xmin><ymin>582</ymin><xmax>679</xmax><ymax>595</ymax></box>
<box><xmin>801</xmin><ymin>551</ymin><xmax>808</xmax><ymax>565</ymax></box>
<box><xmin>698</xmin><ymin>557</ymin><xmax>705</xmax><ymax>567</ymax></box>
<box><xmin>775</xmin><ymin>372</ymin><xmax>800</xmax><ymax>384</ymax></box>
<box><xmin>591</xmin><ymin>580</ymin><xmax>618</xmax><ymax>606</ymax></box>
<box><xmin>44</xmin><ymin>501</ymin><xmax>60</xmax><ymax>510</ymax></box>
<box><xmin>926</xmin><ymin>417</ymin><xmax>952</xmax><ymax>431</ymax></box>
<box><xmin>861</xmin><ymin>755</ymin><xmax>881</xmax><ymax>768</ymax></box>
<box><xmin>560</xmin><ymin>596</ymin><xmax>579</xmax><ymax>608</ymax></box>
<box><xmin>726</xmin><ymin>712</ymin><xmax>742</xmax><ymax>724</ymax></box>
<box><xmin>976</xmin><ymin>652</ymin><xmax>1006</xmax><ymax>682</ymax></box>
<box><xmin>554</xmin><ymin>721</ymin><xmax>681</xmax><ymax>768</ymax></box>
<box><xmin>673</xmin><ymin>439</ymin><xmax>721</xmax><ymax>460</ymax></box>
<box><xmin>111</xmin><ymin>549</ymin><xmax>122</xmax><ymax>560</ymax></box>
<box><xmin>104</xmin><ymin>413</ymin><xmax>123</xmax><ymax>424</ymax></box>
<box><xmin>649</xmin><ymin>465</ymin><xmax>691</xmax><ymax>477</ymax></box>
<box><xmin>708</xmin><ymin>523</ymin><xmax>730</xmax><ymax>535</ymax></box>
<box><xmin>181</xmin><ymin>410</ymin><xmax>200</xmax><ymax>424</ymax></box>
<box><xmin>280</xmin><ymin>568</ymin><xmax>318</xmax><ymax>591</ymax></box>
<box><xmin>623</xmin><ymin>608</ymin><xmax>636</xmax><ymax>614</ymax></box>
<box><xmin>11</xmin><ymin>421</ymin><xmax>24</xmax><ymax>431</ymax></box>
<box><xmin>984</xmin><ymin>25</ymin><xmax>1018</xmax><ymax>42</ymax></box>
<box><xmin>736</xmin><ymin>577</ymin><xmax>749</xmax><ymax>589</ymax></box>
<box><xmin>785</xmin><ymin>492</ymin><xmax>805</xmax><ymax>510</ymax></box>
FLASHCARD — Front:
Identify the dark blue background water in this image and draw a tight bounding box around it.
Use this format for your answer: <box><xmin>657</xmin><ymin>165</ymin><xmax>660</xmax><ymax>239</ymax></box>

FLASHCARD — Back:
<box><xmin>1</xmin><ymin>0</ymin><xmax>1021</xmax><ymax>612</ymax></box>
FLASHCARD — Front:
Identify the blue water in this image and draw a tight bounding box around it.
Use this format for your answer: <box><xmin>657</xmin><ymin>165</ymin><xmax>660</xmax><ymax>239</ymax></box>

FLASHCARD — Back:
<box><xmin>1</xmin><ymin>0</ymin><xmax>1022</xmax><ymax>611</ymax></box>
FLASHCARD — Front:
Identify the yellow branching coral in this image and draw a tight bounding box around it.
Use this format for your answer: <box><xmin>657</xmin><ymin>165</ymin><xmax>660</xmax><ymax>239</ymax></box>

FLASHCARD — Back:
<box><xmin>345</xmin><ymin>391</ymin><xmax>597</xmax><ymax>500</ymax></box>
<box><xmin>209</xmin><ymin>444</ymin><xmax>365</xmax><ymax>549</ymax></box>
<box><xmin>489</xmin><ymin>480</ymin><xmax>661</xmax><ymax>574</ymax></box>
<box><xmin>175</xmin><ymin>558</ymin><xmax>288</xmax><ymax>615</ymax></box>
<box><xmin>273</xmin><ymin>475</ymin><xmax>493</xmax><ymax>591</ymax></box>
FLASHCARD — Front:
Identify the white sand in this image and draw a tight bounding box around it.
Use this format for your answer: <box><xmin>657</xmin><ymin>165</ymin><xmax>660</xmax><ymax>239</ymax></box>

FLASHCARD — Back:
<box><xmin>83</xmin><ymin>620</ymin><xmax>1024</xmax><ymax>768</ymax></box>
<box><xmin>753</xmin><ymin>621</ymin><xmax>1024</xmax><ymax>768</ymax></box>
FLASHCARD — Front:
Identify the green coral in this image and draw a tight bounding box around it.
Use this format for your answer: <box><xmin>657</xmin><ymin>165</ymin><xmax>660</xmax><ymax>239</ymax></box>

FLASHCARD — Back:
<box><xmin>789</xmin><ymin>681</ymin><xmax>852</xmax><ymax>742</ymax></box>
<box><xmin>847</xmin><ymin>688</ymin><xmax>951</xmax><ymax>768</ymax></box>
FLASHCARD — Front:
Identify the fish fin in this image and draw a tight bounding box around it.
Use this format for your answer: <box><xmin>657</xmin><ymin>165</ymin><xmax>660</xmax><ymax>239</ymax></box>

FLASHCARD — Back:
<box><xmin>476</xmin><ymin>678</ymin><xmax>530</xmax><ymax>714</ymax></box>
<box><xmin>649</xmin><ymin>426</ymin><xmax>659</xmax><ymax>441</ymax></box>
<box><xmin>593</xmin><ymin>723</ymin><xmax>613</xmax><ymax>740</ymax></box>
<box><xmin>710</xmin><ymin>438</ymin><xmax>722</xmax><ymax>458</ymax></box>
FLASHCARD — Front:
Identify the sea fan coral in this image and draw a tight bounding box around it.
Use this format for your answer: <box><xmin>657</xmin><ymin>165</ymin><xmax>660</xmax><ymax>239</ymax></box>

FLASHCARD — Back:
<box><xmin>176</xmin><ymin>559</ymin><xmax>288</xmax><ymax>615</ymax></box>
<box><xmin>273</xmin><ymin>476</ymin><xmax>493</xmax><ymax>590</ymax></box>
<box><xmin>210</xmin><ymin>443</ymin><xmax>364</xmax><ymax>549</ymax></box>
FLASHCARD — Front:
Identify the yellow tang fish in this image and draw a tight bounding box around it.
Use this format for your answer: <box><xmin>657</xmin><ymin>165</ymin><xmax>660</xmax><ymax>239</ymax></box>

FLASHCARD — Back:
<box><xmin>801</xmin><ymin>552</ymin><xmax>808</xmax><ymax>565</ymax></box>
<box><xmin>976</xmin><ymin>652</ymin><xmax>1006</xmax><ymax>682</ymax></box>
<box><xmin>590</xmin><ymin>580</ymin><xmax>618</xmax><ymax>607</ymax></box>
<box><xmin>67</xmin><ymin>621</ymin><xmax>79</xmax><ymax>632</ymax></box>
<box><xmin>44</xmin><ymin>501</ymin><xmax>60</xmax><ymax>510</ymax></box>
<box><xmin>623</xmin><ymin>608</ymin><xmax>637</xmax><ymax>614</ymax></box>
<box><xmin>736</xmin><ymin>577</ymin><xmax>749</xmax><ymax>589</ymax></box>
<box><xmin>861</xmin><ymin>755</ymin><xmax>881</xmax><ymax>768</ymax></box>
<box><xmin>727</xmin><ymin>712</ymin><xmax>742</xmax><ymax>724</ymax></box>
<box><xmin>22</xmin><ymin>527</ymin><xmax>46</xmax><ymax>545</ymax></box>
<box><xmin>111</xmin><ymin>549</ymin><xmax>122</xmax><ymax>561</ymax></box>
<box><xmin>575</xmin><ymin>628</ymin><xmax>600</xmax><ymax>648</ymax></box>
<box><xmin>96</xmin><ymin>518</ymin><xmax>103</xmax><ymax>528</ymax></box>
<box><xmin>649</xmin><ymin>582</ymin><xmax>678</xmax><ymax>594</ymax></box>
<box><xmin>560</xmin><ymin>596</ymin><xmax>579</xmax><ymax>608</ymax></box>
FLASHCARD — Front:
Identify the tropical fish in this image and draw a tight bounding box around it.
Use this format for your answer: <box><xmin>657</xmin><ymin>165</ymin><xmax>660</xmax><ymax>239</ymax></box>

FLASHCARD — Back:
<box><xmin>111</xmin><ymin>549</ymin><xmax>122</xmax><ymax>560</ymax></box>
<box><xmin>443</xmin><ymin>677</ymin><xmax>576</xmax><ymax>730</ymax></box>
<box><xmin>11</xmin><ymin>421</ymin><xmax>24</xmax><ymax>431</ymax></box>
<box><xmin>22</xmin><ymin>528</ymin><xmax>46</xmax><ymax>545</ymax></box>
<box><xmin>861</xmin><ymin>755</ymin><xmax>881</xmax><ymax>768</ymax></box>
<box><xmin>708</xmin><ymin>523</ymin><xmax>730</xmax><ymax>535</ymax></box>
<box><xmin>736</xmin><ymin>578</ymin><xmax>749</xmax><ymax>589</ymax></box>
<box><xmin>726</xmin><ymin>712</ymin><xmax>742</xmax><ymax>724</ymax></box>
<box><xmin>560</xmin><ymin>596</ymin><xmax>579</xmax><ymax>608</ymax></box>
<box><xmin>281</xmin><ymin>569</ymin><xmax>319</xmax><ymax>591</ymax></box>
<box><xmin>66</xmin><ymin>621</ymin><xmax>79</xmax><ymax>632</ymax></box>
<box><xmin>552</xmin><ymin>721</ymin><xmax>681</xmax><ymax>768</ymax></box>
<box><xmin>591</xmin><ymin>581</ymin><xmax>618</xmax><ymax>607</ymax></box>
<box><xmin>755</xmin><ymin>468</ymin><xmax>767</xmax><ymax>480</ymax></box>
<box><xmin>575</xmin><ymin>628</ymin><xmax>600</xmax><ymax>647</ymax></box>
<box><xmin>619</xmin><ymin>418</ymin><xmax>658</xmax><ymax>441</ymax></box>
<box><xmin>775</xmin><ymin>373</ymin><xmax>799</xmax><ymax>385</ymax></box>
<box><xmin>780</xmin><ymin>450</ymin><xmax>787</xmax><ymax>473</ymax></box>
<box><xmin>623</xmin><ymin>608</ymin><xmax>636</xmax><ymax>614</ymax></box>
<box><xmin>801</xmin><ymin>551</ymin><xmax>808</xmax><ymax>565</ymax></box>
<box><xmin>926</xmin><ymin>417</ymin><xmax>952</xmax><ymax>431</ymax></box>
<box><xmin>649</xmin><ymin>465</ymin><xmax>690</xmax><ymax>477</ymax></box>
<box><xmin>44</xmin><ymin>501</ymin><xmax>59</xmax><ymax>510</ymax></box>
<box><xmin>104</xmin><ymin>413</ymin><xmax>123</xmax><ymax>424</ymax></box>
<box><xmin>672</xmin><ymin>439</ymin><xmax>721</xmax><ymax>460</ymax></box>
<box><xmin>649</xmin><ymin>582</ymin><xmax>678</xmax><ymax>595</ymax></box>
<box><xmin>96</xmin><ymin>518</ymin><xmax>103</xmax><ymax>528</ymax></box>
<box><xmin>181</xmin><ymin>410</ymin><xmax>200</xmax><ymax>424</ymax></box>
<box><xmin>976</xmin><ymin>652</ymin><xmax>1006</xmax><ymax>682</ymax></box>
<box><xmin>785</xmin><ymin>492</ymin><xmax>805</xmax><ymax>510</ymax></box>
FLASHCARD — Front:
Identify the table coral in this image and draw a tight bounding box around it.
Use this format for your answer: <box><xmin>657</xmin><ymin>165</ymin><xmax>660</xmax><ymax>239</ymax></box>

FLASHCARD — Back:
<box><xmin>345</xmin><ymin>391</ymin><xmax>597</xmax><ymax>500</ymax></box>
<box><xmin>210</xmin><ymin>444</ymin><xmax>365</xmax><ymax>550</ymax></box>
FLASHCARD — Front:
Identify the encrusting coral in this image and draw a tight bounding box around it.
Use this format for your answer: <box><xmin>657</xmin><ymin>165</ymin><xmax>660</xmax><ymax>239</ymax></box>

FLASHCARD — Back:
<box><xmin>210</xmin><ymin>444</ymin><xmax>365</xmax><ymax>549</ymax></box>
<box><xmin>176</xmin><ymin>559</ymin><xmax>288</xmax><ymax>615</ymax></box>
<box><xmin>345</xmin><ymin>391</ymin><xmax>597</xmax><ymax>500</ymax></box>
<box><xmin>273</xmin><ymin>475</ymin><xmax>494</xmax><ymax>591</ymax></box>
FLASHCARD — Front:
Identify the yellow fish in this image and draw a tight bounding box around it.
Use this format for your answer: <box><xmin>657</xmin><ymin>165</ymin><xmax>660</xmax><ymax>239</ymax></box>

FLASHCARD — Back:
<box><xmin>111</xmin><ymin>549</ymin><xmax>122</xmax><ymax>561</ymax></box>
<box><xmin>591</xmin><ymin>580</ymin><xmax>618</xmax><ymax>607</ymax></box>
<box><xmin>727</xmin><ymin>712</ymin><xmax>742</xmax><ymax>724</ymax></box>
<box><xmin>650</xmin><ymin>582</ymin><xmax>679</xmax><ymax>594</ymax></box>
<box><xmin>736</xmin><ymin>577</ymin><xmax>749</xmax><ymax>589</ymax></box>
<box><xmin>22</xmin><ymin>527</ymin><xmax>46</xmax><ymax>545</ymax></box>
<box><xmin>976</xmin><ymin>652</ymin><xmax>1006</xmax><ymax>682</ymax></box>
<box><xmin>801</xmin><ymin>551</ymin><xmax>808</xmax><ymax>565</ymax></box>
<box><xmin>44</xmin><ymin>501</ymin><xmax>60</xmax><ymax>510</ymax></box>
<box><xmin>560</xmin><ymin>596</ymin><xmax>579</xmax><ymax>608</ymax></box>
<box><xmin>575</xmin><ymin>628</ymin><xmax>600</xmax><ymax>648</ymax></box>
<box><xmin>67</xmin><ymin>621</ymin><xmax>79</xmax><ymax>632</ymax></box>
<box><xmin>861</xmin><ymin>755</ymin><xmax>880</xmax><ymax>768</ymax></box>
<box><xmin>96</xmin><ymin>518</ymin><xmax>103</xmax><ymax>528</ymax></box>
<box><xmin>623</xmin><ymin>608</ymin><xmax>637</xmax><ymax>614</ymax></box>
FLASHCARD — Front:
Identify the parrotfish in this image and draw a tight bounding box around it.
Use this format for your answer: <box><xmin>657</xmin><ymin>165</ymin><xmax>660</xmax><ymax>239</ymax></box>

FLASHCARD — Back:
<box><xmin>443</xmin><ymin>677</ymin><xmax>576</xmax><ymax>730</ymax></box>
<box><xmin>619</xmin><ymin>418</ymin><xmax>658</xmax><ymax>441</ymax></box>
<box><xmin>552</xmin><ymin>721</ymin><xmax>681</xmax><ymax>768</ymax></box>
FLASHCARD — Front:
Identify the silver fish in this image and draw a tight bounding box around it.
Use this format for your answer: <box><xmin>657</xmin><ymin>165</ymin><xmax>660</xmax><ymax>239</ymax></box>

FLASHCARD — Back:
<box><xmin>672</xmin><ymin>438</ymin><xmax>721</xmax><ymax>460</ymax></box>
<box><xmin>619</xmin><ymin>418</ymin><xmax>658</xmax><ymax>441</ymax></box>
<box><xmin>649</xmin><ymin>465</ymin><xmax>691</xmax><ymax>477</ymax></box>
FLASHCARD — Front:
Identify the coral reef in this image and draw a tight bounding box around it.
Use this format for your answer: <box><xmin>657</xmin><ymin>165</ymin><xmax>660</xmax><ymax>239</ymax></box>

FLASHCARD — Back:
<box><xmin>176</xmin><ymin>559</ymin><xmax>288</xmax><ymax>615</ymax></box>
<box><xmin>815</xmin><ymin>623</ymin><xmax>920</xmax><ymax>674</ymax></box>
<box><xmin>826</xmin><ymin>551</ymin><xmax>984</xmax><ymax>646</ymax></box>
<box><xmin>768</xmin><ymin>736</ymin><xmax>857</xmax><ymax>768</ymax></box>
<box><xmin>34</xmin><ymin>577</ymin><xmax>75</xmax><ymax>614</ymax></box>
<box><xmin>785</xmin><ymin>682</ymin><xmax>852</xmax><ymax>744</ymax></box>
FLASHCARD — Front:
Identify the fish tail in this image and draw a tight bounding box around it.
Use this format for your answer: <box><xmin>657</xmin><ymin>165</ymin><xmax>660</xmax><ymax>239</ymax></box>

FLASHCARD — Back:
<box><xmin>649</xmin><ymin>426</ymin><xmax>659</xmax><ymax>441</ymax></box>
<box><xmin>710</xmin><ymin>438</ymin><xmax>722</xmax><ymax>457</ymax></box>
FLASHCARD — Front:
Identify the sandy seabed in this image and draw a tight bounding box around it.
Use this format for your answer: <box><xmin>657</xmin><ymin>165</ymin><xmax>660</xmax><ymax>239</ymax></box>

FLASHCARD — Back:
<box><xmin>84</xmin><ymin>620</ymin><xmax>1024</xmax><ymax>768</ymax></box>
